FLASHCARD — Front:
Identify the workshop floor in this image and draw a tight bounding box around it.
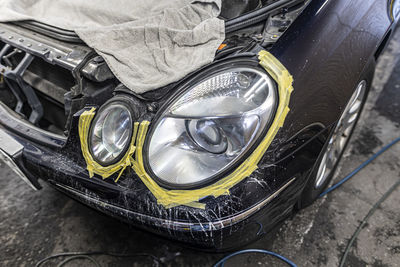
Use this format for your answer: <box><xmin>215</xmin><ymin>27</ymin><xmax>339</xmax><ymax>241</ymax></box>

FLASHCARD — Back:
<box><xmin>1</xmin><ymin>29</ymin><xmax>400</xmax><ymax>267</ymax></box>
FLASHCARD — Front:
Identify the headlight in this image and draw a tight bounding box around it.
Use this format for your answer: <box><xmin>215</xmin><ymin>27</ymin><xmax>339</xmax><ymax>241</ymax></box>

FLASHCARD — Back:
<box><xmin>146</xmin><ymin>63</ymin><xmax>277</xmax><ymax>188</ymax></box>
<box><xmin>89</xmin><ymin>102</ymin><xmax>133</xmax><ymax>165</ymax></box>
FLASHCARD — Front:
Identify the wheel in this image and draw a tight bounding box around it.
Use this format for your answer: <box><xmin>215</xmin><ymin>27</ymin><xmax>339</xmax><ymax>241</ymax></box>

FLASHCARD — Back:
<box><xmin>298</xmin><ymin>79</ymin><xmax>369</xmax><ymax>208</ymax></box>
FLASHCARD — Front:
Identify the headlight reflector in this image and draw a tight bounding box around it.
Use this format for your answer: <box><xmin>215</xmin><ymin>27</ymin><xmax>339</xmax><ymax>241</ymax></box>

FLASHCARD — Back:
<box><xmin>89</xmin><ymin>103</ymin><xmax>133</xmax><ymax>165</ymax></box>
<box><xmin>147</xmin><ymin>66</ymin><xmax>277</xmax><ymax>188</ymax></box>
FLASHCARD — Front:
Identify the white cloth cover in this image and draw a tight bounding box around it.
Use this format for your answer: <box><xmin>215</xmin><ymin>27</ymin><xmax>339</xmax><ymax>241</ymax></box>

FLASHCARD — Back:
<box><xmin>0</xmin><ymin>0</ymin><xmax>225</xmax><ymax>93</ymax></box>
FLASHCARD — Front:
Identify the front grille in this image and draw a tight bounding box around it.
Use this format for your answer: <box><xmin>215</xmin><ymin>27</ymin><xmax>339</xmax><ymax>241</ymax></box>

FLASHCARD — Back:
<box><xmin>0</xmin><ymin>22</ymin><xmax>95</xmax><ymax>136</ymax></box>
<box><xmin>0</xmin><ymin>40</ymin><xmax>71</xmax><ymax>135</ymax></box>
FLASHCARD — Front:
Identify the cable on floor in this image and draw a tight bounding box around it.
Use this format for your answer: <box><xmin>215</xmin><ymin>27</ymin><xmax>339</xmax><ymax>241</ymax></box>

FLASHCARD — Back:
<box><xmin>35</xmin><ymin>251</ymin><xmax>163</xmax><ymax>267</ymax></box>
<box><xmin>56</xmin><ymin>255</ymin><xmax>100</xmax><ymax>267</ymax></box>
<box><xmin>320</xmin><ymin>136</ymin><xmax>400</xmax><ymax>197</ymax></box>
<box><xmin>212</xmin><ymin>249</ymin><xmax>297</xmax><ymax>267</ymax></box>
<box><xmin>339</xmin><ymin>178</ymin><xmax>400</xmax><ymax>267</ymax></box>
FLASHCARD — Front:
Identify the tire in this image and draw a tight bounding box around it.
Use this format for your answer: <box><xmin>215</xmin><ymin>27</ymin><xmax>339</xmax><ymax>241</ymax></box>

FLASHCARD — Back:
<box><xmin>298</xmin><ymin>76</ymin><xmax>372</xmax><ymax>209</ymax></box>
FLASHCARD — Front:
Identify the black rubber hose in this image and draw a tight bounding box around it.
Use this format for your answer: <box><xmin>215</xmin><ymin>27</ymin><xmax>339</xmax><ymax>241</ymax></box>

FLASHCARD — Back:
<box><xmin>225</xmin><ymin>0</ymin><xmax>295</xmax><ymax>33</ymax></box>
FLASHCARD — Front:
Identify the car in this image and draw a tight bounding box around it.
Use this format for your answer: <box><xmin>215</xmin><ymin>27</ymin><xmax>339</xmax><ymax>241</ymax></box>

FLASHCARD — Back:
<box><xmin>0</xmin><ymin>0</ymin><xmax>398</xmax><ymax>251</ymax></box>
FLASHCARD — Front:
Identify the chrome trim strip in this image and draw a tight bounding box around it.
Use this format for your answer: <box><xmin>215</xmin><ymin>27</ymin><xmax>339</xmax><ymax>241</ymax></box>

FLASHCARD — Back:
<box><xmin>54</xmin><ymin>177</ymin><xmax>296</xmax><ymax>232</ymax></box>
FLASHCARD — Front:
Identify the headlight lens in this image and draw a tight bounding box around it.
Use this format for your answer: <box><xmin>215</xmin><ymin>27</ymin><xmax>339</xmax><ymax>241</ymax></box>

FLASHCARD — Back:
<box><xmin>147</xmin><ymin>66</ymin><xmax>277</xmax><ymax>187</ymax></box>
<box><xmin>89</xmin><ymin>103</ymin><xmax>133</xmax><ymax>165</ymax></box>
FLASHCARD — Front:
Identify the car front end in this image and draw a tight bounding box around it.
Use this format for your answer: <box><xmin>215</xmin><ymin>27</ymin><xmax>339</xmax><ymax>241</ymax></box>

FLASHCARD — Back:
<box><xmin>0</xmin><ymin>0</ymin><xmax>395</xmax><ymax>250</ymax></box>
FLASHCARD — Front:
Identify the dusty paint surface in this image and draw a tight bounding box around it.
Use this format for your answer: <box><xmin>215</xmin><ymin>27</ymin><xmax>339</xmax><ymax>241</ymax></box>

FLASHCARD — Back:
<box><xmin>1</xmin><ymin>29</ymin><xmax>400</xmax><ymax>267</ymax></box>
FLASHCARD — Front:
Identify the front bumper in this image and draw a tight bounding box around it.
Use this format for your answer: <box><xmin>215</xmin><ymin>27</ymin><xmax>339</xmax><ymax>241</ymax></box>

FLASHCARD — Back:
<box><xmin>0</xmin><ymin>101</ymin><xmax>319</xmax><ymax>250</ymax></box>
<box><xmin>0</xmin><ymin>128</ymin><xmax>40</xmax><ymax>190</ymax></box>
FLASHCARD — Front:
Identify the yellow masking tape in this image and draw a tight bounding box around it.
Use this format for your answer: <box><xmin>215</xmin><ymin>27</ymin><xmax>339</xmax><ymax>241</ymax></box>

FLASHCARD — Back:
<box><xmin>78</xmin><ymin>50</ymin><xmax>293</xmax><ymax>208</ymax></box>
<box><xmin>390</xmin><ymin>0</ymin><xmax>395</xmax><ymax>21</ymax></box>
<box><xmin>129</xmin><ymin>50</ymin><xmax>294</xmax><ymax>209</ymax></box>
<box><xmin>78</xmin><ymin>107</ymin><xmax>139</xmax><ymax>182</ymax></box>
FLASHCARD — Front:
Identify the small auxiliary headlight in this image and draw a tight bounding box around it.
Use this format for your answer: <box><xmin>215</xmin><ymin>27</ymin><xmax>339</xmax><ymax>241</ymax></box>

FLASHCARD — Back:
<box><xmin>89</xmin><ymin>102</ymin><xmax>133</xmax><ymax>166</ymax></box>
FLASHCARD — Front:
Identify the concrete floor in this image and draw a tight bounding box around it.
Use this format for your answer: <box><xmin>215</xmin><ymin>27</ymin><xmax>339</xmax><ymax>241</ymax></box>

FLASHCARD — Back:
<box><xmin>1</xmin><ymin>30</ymin><xmax>400</xmax><ymax>267</ymax></box>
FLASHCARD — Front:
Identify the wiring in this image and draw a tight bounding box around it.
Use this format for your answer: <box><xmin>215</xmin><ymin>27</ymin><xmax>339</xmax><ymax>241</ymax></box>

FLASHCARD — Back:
<box><xmin>56</xmin><ymin>255</ymin><xmax>100</xmax><ymax>267</ymax></box>
<box><xmin>339</xmin><ymin>178</ymin><xmax>400</xmax><ymax>267</ymax></box>
<box><xmin>35</xmin><ymin>251</ymin><xmax>163</xmax><ymax>267</ymax></box>
<box><xmin>320</xmin><ymin>136</ymin><xmax>400</xmax><ymax>197</ymax></box>
<box><xmin>212</xmin><ymin>249</ymin><xmax>297</xmax><ymax>267</ymax></box>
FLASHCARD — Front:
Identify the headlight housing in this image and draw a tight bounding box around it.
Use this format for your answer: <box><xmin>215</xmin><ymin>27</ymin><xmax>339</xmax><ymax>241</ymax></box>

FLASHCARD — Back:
<box><xmin>145</xmin><ymin>61</ymin><xmax>278</xmax><ymax>188</ymax></box>
<box><xmin>89</xmin><ymin>101</ymin><xmax>133</xmax><ymax>166</ymax></box>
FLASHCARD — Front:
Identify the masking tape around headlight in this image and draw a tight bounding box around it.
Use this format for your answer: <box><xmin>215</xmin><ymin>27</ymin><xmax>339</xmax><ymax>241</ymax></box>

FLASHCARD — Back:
<box><xmin>78</xmin><ymin>51</ymin><xmax>292</xmax><ymax>208</ymax></box>
<box><xmin>78</xmin><ymin>107</ymin><xmax>139</xmax><ymax>182</ymax></box>
<box><xmin>129</xmin><ymin>50</ymin><xmax>294</xmax><ymax>209</ymax></box>
<box><xmin>390</xmin><ymin>0</ymin><xmax>395</xmax><ymax>20</ymax></box>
